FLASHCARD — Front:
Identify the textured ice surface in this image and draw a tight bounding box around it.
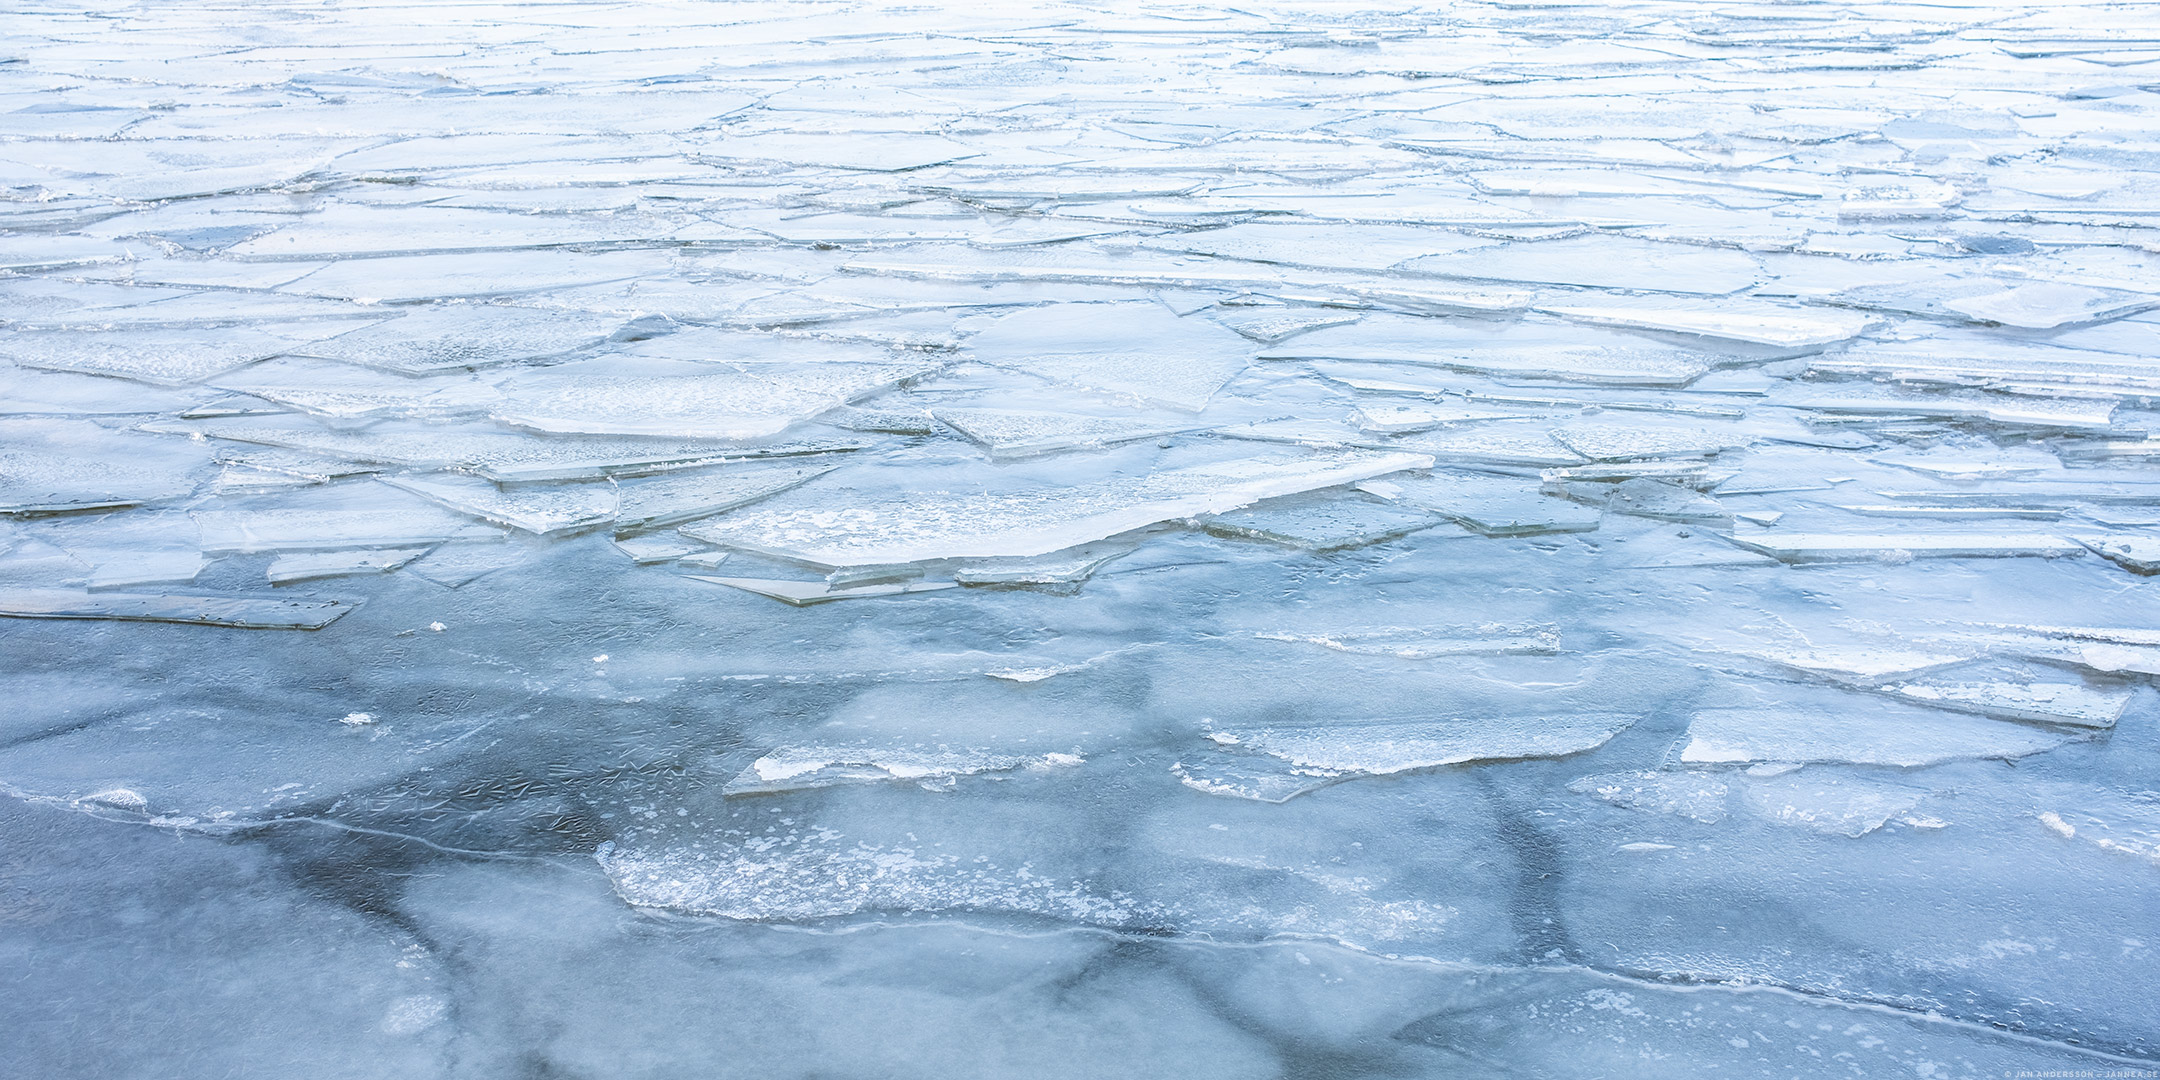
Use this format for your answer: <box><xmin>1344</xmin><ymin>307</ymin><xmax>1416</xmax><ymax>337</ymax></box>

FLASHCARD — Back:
<box><xmin>682</xmin><ymin>449</ymin><xmax>1429</xmax><ymax>569</ymax></box>
<box><xmin>1680</xmin><ymin>704</ymin><xmax>2079</xmax><ymax>767</ymax></box>
<box><xmin>1181</xmin><ymin>714</ymin><xmax>1636</xmax><ymax>802</ymax></box>
<box><xmin>8</xmin><ymin>3</ymin><xmax>2160</xmax><ymax>1077</ymax></box>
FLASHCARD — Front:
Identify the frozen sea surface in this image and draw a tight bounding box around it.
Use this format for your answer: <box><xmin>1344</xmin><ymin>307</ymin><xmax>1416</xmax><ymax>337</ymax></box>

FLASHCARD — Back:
<box><xmin>3</xmin><ymin>0</ymin><xmax>2159</xmax><ymax>1076</ymax></box>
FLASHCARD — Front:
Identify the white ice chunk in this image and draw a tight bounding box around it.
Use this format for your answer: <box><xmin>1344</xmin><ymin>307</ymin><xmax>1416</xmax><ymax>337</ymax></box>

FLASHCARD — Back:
<box><xmin>1568</xmin><ymin>771</ymin><xmax>1730</xmax><ymax>823</ymax></box>
<box><xmin>1680</xmin><ymin>704</ymin><xmax>2075</xmax><ymax>767</ymax></box>
<box><xmin>1728</xmin><ymin>646</ymin><xmax>1974</xmax><ymax>687</ymax></box>
<box><xmin>2074</xmin><ymin>535</ymin><xmax>2160</xmax><ymax>575</ymax></box>
<box><xmin>722</xmin><ymin>745</ymin><xmax>1082</xmax><ymax>796</ymax></box>
<box><xmin>1889</xmin><ymin>681</ymin><xmax>2131</xmax><ymax>728</ymax></box>
<box><xmin>1183</xmin><ymin>713</ymin><xmax>1636</xmax><ymax>802</ymax></box>
<box><xmin>1256</xmin><ymin>623</ymin><xmax>1559</xmax><ymax>659</ymax></box>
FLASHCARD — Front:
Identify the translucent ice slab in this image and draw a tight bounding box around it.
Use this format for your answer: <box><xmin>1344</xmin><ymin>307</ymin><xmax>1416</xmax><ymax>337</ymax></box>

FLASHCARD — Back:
<box><xmin>684</xmin><ymin>576</ymin><xmax>959</xmax><ymax>606</ymax></box>
<box><xmin>266</xmin><ymin>547</ymin><xmax>431</xmax><ymax>585</ymax></box>
<box><xmin>932</xmin><ymin>408</ymin><xmax>1199</xmax><ymax>460</ymax></box>
<box><xmin>962</xmin><ymin>302</ymin><xmax>1256</xmax><ymax>412</ymax></box>
<box><xmin>293</xmin><ymin>304</ymin><xmax>627</xmax><ymax>374</ymax></box>
<box><xmin>722</xmin><ymin>744</ymin><xmax>1082</xmax><ymax>796</ymax></box>
<box><xmin>1727</xmin><ymin>531</ymin><xmax>2085</xmax><ymax>563</ymax></box>
<box><xmin>381</xmin><ymin>474</ymin><xmax>619</xmax><ymax>536</ymax></box>
<box><xmin>0</xmin><ymin>588</ymin><xmax>356</xmax><ymax>629</ymax></box>
<box><xmin>682</xmin><ymin>449</ymin><xmax>1429</xmax><ymax>570</ymax></box>
<box><xmin>490</xmin><ymin>360</ymin><xmax>937</xmax><ymax>439</ymax></box>
<box><xmin>1200</xmin><ymin>493</ymin><xmax>1448</xmax><ymax>551</ymax></box>
<box><xmin>1360</xmin><ymin>473</ymin><xmax>1600</xmax><ymax>536</ymax></box>
<box><xmin>194</xmin><ymin>508</ymin><xmax>502</xmax><ymax>554</ymax></box>
<box><xmin>1680</xmin><ymin>704</ymin><xmax>2077</xmax><ymax>767</ymax></box>
<box><xmin>1180</xmin><ymin>713</ymin><xmax>1637</xmax><ymax>802</ymax></box>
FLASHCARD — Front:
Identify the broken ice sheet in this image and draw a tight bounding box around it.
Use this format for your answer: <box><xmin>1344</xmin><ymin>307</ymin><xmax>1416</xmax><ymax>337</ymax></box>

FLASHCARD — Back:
<box><xmin>722</xmin><ymin>744</ymin><xmax>1083</xmax><ymax>796</ymax></box>
<box><xmin>381</xmin><ymin>474</ymin><xmax>619</xmax><ymax>537</ymax></box>
<box><xmin>153</xmin><ymin>416</ymin><xmax>863</xmax><ymax>483</ymax></box>
<box><xmin>611</xmin><ymin>461</ymin><xmax>838</xmax><ymax>533</ymax></box>
<box><xmin>1351</xmin><ymin>402</ymin><xmax>1548</xmax><ymax>434</ymax></box>
<box><xmin>1359</xmin><ymin>472</ymin><xmax>1600</xmax><ymax>536</ymax></box>
<box><xmin>1535</xmin><ymin>302</ymin><xmax>1873</xmax><ymax>349</ymax></box>
<box><xmin>0</xmin><ymin>325</ymin><xmax>364</xmax><ymax>386</ymax></box>
<box><xmin>78</xmin><ymin>550</ymin><xmax>206</xmax><ymax>591</ymax></box>
<box><xmin>289</xmin><ymin>304</ymin><xmax>626</xmax><ymax>375</ymax></box>
<box><xmin>1568</xmin><ymin>771</ymin><xmax>1731</xmax><ymax>824</ymax></box>
<box><xmin>1256</xmin><ymin>623</ymin><xmax>1560</xmax><ymax>659</ymax></box>
<box><xmin>403</xmin><ymin>541</ymin><xmax>527</xmax><ymax>588</ymax></box>
<box><xmin>1888</xmin><ymin>680</ymin><xmax>2132</xmax><ymax>728</ymax></box>
<box><xmin>0</xmin><ymin>588</ymin><xmax>357</xmax><ymax>630</ymax></box>
<box><xmin>1208</xmin><ymin>306</ymin><xmax>1360</xmax><ymax>345</ymax></box>
<box><xmin>598</xmin><ymin>832</ymin><xmax>1153</xmax><ymax>927</ymax></box>
<box><xmin>1833</xmin><ymin>276</ymin><xmax>2157</xmax><ymax>331</ymax></box>
<box><xmin>961</xmin><ymin>302</ymin><xmax>1255</xmax><ymax>412</ymax></box>
<box><xmin>1396</xmin><ymin>235</ymin><xmax>1762</xmax><ymax>295</ymax></box>
<box><xmin>2076</xmin><ymin>535</ymin><xmax>2160</xmax><ymax>575</ymax></box>
<box><xmin>1143</xmin><ymin>220</ymin><xmax>1492</xmax><ymax>268</ymax></box>
<box><xmin>681</xmin><ymin>448</ymin><xmax>1429</xmax><ymax>570</ymax></box>
<box><xmin>1722</xmin><ymin>644</ymin><xmax>1975</xmax><ymax>687</ymax></box>
<box><xmin>1739</xmin><ymin>769</ymin><xmax>1929</xmax><ymax>838</ymax></box>
<box><xmin>610</xmin><ymin>533</ymin><xmax>708</xmax><ymax>564</ymax></box>
<box><xmin>1941</xmin><ymin>281</ymin><xmax>2157</xmax><ymax>330</ymax></box>
<box><xmin>685</xmin><ymin>576</ymin><xmax>958</xmax><ymax>607</ymax></box>
<box><xmin>193</xmin><ymin>494</ymin><xmax>504</xmax><ymax>553</ymax></box>
<box><xmin>1549</xmin><ymin>423</ymin><xmax>1749</xmax><ymax>462</ymax></box>
<box><xmin>951</xmin><ymin>541</ymin><xmax>1133</xmax><ymax>591</ymax></box>
<box><xmin>490</xmin><ymin>358</ymin><xmax>937</xmax><ymax>439</ymax></box>
<box><xmin>1</xmin><ymin>419</ymin><xmax>209</xmax><ymax>514</ymax></box>
<box><xmin>1726</xmin><ymin>531</ymin><xmax>2085</xmax><ymax>563</ymax></box>
<box><xmin>933</xmin><ymin>408</ymin><xmax>1200</xmax><ymax>461</ymax></box>
<box><xmin>266</xmin><ymin>547</ymin><xmax>431</xmax><ymax>585</ymax></box>
<box><xmin>1570</xmin><ymin>478</ymin><xmax>1730</xmax><ymax>525</ymax></box>
<box><xmin>1265</xmin><ymin>316</ymin><xmax>1723</xmax><ymax>388</ymax></box>
<box><xmin>1679</xmin><ymin>702</ymin><xmax>2078</xmax><ymax>767</ymax></box>
<box><xmin>207</xmin><ymin>358</ymin><xmax>495</xmax><ymax>421</ymax></box>
<box><xmin>1180</xmin><ymin>713</ymin><xmax>1636</xmax><ymax>802</ymax></box>
<box><xmin>1200</xmin><ymin>492</ymin><xmax>1447</xmax><ymax>551</ymax></box>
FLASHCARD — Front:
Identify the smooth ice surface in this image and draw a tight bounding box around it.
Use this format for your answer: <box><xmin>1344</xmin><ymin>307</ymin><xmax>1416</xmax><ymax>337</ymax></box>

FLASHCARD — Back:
<box><xmin>8</xmin><ymin>2</ymin><xmax>2160</xmax><ymax>1078</ymax></box>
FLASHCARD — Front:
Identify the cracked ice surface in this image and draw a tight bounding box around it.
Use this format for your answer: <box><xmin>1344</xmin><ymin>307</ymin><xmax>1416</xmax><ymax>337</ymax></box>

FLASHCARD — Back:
<box><xmin>4</xmin><ymin>1</ymin><xmax>2160</xmax><ymax>1077</ymax></box>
